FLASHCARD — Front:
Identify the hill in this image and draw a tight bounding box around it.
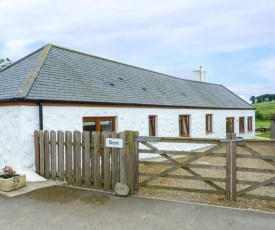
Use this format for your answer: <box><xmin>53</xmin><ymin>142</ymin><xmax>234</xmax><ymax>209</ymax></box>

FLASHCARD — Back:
<box><xmin>252</xmin><ymin>101</ymin><xmax>275</xmax><ymax>119</ymax></box>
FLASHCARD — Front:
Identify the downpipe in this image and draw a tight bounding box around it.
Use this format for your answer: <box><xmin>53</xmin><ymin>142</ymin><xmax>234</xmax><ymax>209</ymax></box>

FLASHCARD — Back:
<box><xmin>38</xmin><ymin>102</ymin><xmax>43</xmax><ymax>130</ymax></box>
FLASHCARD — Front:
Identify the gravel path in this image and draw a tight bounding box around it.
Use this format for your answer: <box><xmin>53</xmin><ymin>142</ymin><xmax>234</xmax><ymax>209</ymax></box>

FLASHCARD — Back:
<box><xmin>138</xmin><ymin>145</ymin><xmax>275</xmax><ymax>213</ymax></box>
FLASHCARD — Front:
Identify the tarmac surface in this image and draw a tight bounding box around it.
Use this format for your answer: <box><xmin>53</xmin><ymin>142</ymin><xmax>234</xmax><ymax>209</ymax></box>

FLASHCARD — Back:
<box><xmin>0</xmin><ymin>184</ymin><xmax>274</xmax><ymax>230</ymax></box>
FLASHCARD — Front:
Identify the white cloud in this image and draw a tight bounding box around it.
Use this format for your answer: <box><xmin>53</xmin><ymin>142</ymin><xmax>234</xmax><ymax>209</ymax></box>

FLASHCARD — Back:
<box><xmin>1</xmin><ymin>0</ymin><xmax>275</xmax><ymax>55</ymax></box>
<box><xmin>227</xmin><ymin>84</ymin><xmax>275</xmax><ymax>103</ymax></box>
<box><xmin>1</xmin><ymin>39</ymin><xmax>41</xmax><ymax>60</ymax></box>
<box><xmin>253</xmin><ymin>56</ymin><xmax>275</xmax><ymax>83</ymax></box>
<box><xmin>1</xmin><ymin>0</ymin><xmax>275</xmax><ymax>100</ymax></box>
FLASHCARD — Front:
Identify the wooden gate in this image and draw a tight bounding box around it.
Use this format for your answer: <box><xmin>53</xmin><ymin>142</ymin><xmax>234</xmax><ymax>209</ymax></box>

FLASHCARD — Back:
<box><xmin>137</xmin><ymin>136</ymin><xmax>231</xmax><ymax>198</ymax></box>
<box><xmin>136</xmin><ymin>135</ymin><xmax>275</xmax><ymax>201</ymax></box>
<box><xmin>234</xmin><ymin>139</ymin><xmax>275</xmax><ymax>201</ymax></box>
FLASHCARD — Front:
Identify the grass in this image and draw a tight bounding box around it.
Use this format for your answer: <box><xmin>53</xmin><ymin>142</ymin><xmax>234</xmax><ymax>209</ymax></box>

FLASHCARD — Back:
<box><xmin>252</xmin><ymin>101</ymin><xmax>275</xmax><ymax>117</ymax></box>
<box><xmin>255</xmin><ymin>132</ymin><xmax>270</xmax><ymax>138</ymax></box>
<box><xmin>255</xmin><ymin>120</ymin><xmax>270</xmax><ymax>127</ymax></box>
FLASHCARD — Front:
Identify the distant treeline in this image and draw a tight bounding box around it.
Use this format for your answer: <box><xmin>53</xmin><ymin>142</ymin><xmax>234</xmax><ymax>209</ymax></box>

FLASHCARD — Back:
<box><xmin>250</xmin><ymin>94</ymin><xmax>275</xmax><ymax>104</ymax></box>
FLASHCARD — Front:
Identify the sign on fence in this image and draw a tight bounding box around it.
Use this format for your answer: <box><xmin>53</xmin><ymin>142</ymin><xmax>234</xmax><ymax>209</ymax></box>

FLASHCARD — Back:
<box><xmin>105</xmin><ymin>138</ymin><xmax>124</xmax><ymax>149</ymax></box>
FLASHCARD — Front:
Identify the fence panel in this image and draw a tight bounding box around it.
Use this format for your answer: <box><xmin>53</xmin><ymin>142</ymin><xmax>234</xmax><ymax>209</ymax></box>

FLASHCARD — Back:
<box><xmin>34</xmin><ymin>130</ymin><xmax>138</xmax><ymax>193</ymax></box>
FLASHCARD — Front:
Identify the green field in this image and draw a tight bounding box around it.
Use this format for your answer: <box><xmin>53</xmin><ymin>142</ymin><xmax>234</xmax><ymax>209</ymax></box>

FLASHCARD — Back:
<box><xmin>252</xmin><ymin>101</ymin><xmax>275</xmax><ymax>117</ymax></box>
<box><xmin>255</xmin><ymin>120</ymin><xmax>270</xmax><ymax>127</ymax></box>
<box><xmin>255</xmin><ymin>132</ymin><xmax>270</xmax><ymax>138</ymax></box>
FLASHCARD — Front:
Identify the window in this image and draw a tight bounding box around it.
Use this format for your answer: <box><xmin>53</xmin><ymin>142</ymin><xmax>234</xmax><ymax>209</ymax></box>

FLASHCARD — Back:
<box><xmin>83</xmin><ymin>117</ymin><xmax>116</xmax><ymax>132</ymax></box>
<box><xmin>206</xmin><ymin>114</ymin><xmax>213</xmax><ymax>133</ymax></box>
<box><xmin>247</xmin><ymin>116</ymin><xmax>253</xmax><ymax>132</ymax></box>
<box><xmin>149</xmin><ymin>115</ymin><xmax>156</xmax><ymax>136</ymax></box>
<box><xmin>226</xmin><ymin>117</ymin><xmax>234</xmax><ymax>133</ymax></box>
<box><xmin>179</xmin><ymin>115</ymin><xmax>190</xmax><ymax>137</ymax></box>
<box><xmin>239</xmin><ymin>117</ymin><xmax>245</xmax><ymax>133</ymax></box>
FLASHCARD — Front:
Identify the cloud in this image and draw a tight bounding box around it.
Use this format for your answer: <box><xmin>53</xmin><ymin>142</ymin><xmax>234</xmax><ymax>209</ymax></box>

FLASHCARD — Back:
<box><xmin>1</xmin><ymin>39</ymin><xmax>43</xmax><ymax>60</ymax></box>
<box><xmin>227</xmin><ymin>84</ymin><xmax>275</xmax><ymax>103</ymax></box>
<box><xmin>1</xmin><ymin>0</ymin><xmax>275</xmax><ymax>55</ymax></box>
<box><xmin>1</xmin><ymin>0</ymin><xmax>275</xmax><ymax>101</ymax></box>
<box><xmin>253</xmin><ymin>56</ymin><xmax>275</xmax><ymax>83</ymax></box>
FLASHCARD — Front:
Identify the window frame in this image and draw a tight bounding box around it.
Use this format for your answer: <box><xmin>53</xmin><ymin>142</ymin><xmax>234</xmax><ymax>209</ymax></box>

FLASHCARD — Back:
<box><xmin>83</xmin><ymin>117</ymin><xmax>116</xmax><ymax>132</ymax></box>
<box><xmin>206</xmin><ymin>114</ymin><xmax>213</xmax><ymax>134</ymax></box>
<box><xmin>247</xmin><ymin>116</ymin><xmax>253</xmax><ymax>132</ymax></box>
<box><xmin>239</xmin><ymin>117</ymin><xmax>245</xmax><ymax>133</ymax></box>
<box><xmin>179</xmin><ymin>115</ymin><xmax>190</xmax><ymax>137</ymax></box>
<box><xmin>149</xmin><ymin>115</ymin><xmax>157</xmax><ymax>136</ymax></box>
<box><xmin>226</xmin><ymin>117</ymin><xmax>234</xmax><ymax>133</ymax></box>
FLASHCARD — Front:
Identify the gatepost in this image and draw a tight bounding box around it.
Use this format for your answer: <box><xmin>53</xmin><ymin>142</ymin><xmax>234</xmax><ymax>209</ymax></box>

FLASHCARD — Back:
<box><xmin>271</xmin><ymin>116</ymin><xmax>275</xmax><ymax>139</ymax></box>
<box><xmin>224</xmin><ymin>133</ymin><xmax>239</xmax><ymax>201</ymax></box>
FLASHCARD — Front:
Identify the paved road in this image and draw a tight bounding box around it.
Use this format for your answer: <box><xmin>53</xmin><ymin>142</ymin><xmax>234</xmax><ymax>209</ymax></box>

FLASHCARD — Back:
<box><xmin>0</xmin><ymin>186</ymin><xmax>274</xmax><ymax>230</ymax></box>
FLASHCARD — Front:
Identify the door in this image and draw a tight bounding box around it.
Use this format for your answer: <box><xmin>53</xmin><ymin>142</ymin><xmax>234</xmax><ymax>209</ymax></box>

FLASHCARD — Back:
<box><xmin>226</xmin><ymin>117</ymin><xmax>234</xmax><ymax>133</ymax></box>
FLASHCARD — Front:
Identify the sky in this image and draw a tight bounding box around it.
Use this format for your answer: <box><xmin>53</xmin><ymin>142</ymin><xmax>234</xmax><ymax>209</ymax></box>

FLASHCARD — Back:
<box><xmin>1</xmin><ymin>0</ymin><xmax>275</xmax><ymax>103</ymax></box>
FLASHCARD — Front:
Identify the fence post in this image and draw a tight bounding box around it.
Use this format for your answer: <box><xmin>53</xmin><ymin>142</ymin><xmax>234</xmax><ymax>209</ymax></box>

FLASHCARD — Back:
<box><xmin>125</xmin><ymin>130</ymin><xmax>135</xmax><ymax>195</ymax></box>
<box><xmin>225</xmin><ymin>134</ymin><xmax>231</xmax><ymax>200</ymax></box>
<box><xmin>231</xmin><ymin>134</ymin><xmax>237</xmax><ymax>201</ymax></box>
<box><xmin>226</xmin><ymin>133</ymin><xmax>237</xmax><ymax>201</ymax></box>
<box><xmin>271</xmin><ymin>117</ymin><xmax>275</xmax><ymax>139</ymax></box>
<box><xmin>133</xmin><ymin>131</ymin><xmax>139</xmax><ymax>192</ymax></box>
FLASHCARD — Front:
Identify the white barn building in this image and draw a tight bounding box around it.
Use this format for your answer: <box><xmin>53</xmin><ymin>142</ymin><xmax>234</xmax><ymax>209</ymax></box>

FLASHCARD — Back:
<box><xmin>0</xmin><ymin>44</ymin><xmax>255</xmax><ymax>171</ymax></box>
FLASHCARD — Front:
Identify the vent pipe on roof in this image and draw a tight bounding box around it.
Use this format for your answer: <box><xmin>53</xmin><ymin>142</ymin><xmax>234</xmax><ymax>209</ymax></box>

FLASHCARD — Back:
<box><xmin>193</xmin><ymin>66</ymin><xmax>206</xmax><ymax>82</ymax></box>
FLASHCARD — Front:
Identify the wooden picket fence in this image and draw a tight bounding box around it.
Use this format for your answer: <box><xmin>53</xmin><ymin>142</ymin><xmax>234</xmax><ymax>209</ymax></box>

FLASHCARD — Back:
<box><xmin>34</xmin><ymin>130</ymin><xmax>139</xmax><ymax>194</ymax></box>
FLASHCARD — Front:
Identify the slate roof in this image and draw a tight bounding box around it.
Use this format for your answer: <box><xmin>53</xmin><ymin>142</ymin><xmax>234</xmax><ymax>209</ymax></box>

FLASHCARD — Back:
<box><xmin>0</xmin><ymin>44</ymin><xmax>254</xmax><ymax>109</ymax></box>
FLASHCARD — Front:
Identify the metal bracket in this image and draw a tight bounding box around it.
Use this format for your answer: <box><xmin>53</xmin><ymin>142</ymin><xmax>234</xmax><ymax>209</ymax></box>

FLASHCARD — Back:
<box><xmin>220</xmin><ymin>138</ymin><xmax>243</xmax><ymax>143</ymax></box>
<box><xmin>134</xmin><ymin>137</ymin><xmax>162</xmax><ymax>142</ymax></box>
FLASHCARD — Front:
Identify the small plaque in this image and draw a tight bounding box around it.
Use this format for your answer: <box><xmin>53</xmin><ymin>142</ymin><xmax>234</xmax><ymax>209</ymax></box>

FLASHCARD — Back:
<box><xmin>114</xmin><ymin>183</ymin><xmax>129</xmax><ymax>196</ymax></box>
<box><xmin>105</xmin><ymin>138</ymin><xmax>124</xmax><ymax>149</ymax></box>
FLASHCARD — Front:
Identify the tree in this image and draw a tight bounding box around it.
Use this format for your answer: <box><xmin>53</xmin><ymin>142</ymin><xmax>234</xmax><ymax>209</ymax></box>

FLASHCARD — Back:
<box><xmin>255</xmin><ymin>110</ymin><xmax>264</xmax><ymax>120</ymax></box>
<box><xmin>250</xmin><ymin>96</ymin><xmax>256</xmax><ymax>104</ymax></box>
<box><xmin>0</xmin><ymin>58</ymin><xmax>12</xmax><ymax>70</ymax></box>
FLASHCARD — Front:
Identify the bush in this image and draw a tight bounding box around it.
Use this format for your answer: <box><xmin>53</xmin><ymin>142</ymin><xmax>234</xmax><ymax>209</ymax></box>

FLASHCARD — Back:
<box><xmin>255</xmin><ymin>110</ymin><xmax>264</xmax><ymax>120</ymax></box>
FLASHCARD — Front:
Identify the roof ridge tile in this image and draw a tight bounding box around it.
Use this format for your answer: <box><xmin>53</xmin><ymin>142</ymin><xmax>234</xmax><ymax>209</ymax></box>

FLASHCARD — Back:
<box><xmin>14</xmin><ymin>44</ymin><xmax>52</xmax><ymax>98</ymax></box>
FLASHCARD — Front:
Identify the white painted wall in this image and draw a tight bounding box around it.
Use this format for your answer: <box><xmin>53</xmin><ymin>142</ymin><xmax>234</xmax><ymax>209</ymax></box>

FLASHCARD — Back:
<box><xmin>43</xmin><ymin>106</ymin><xmax>255</xmax><ymax>138</ymax></box>
<box><xmin>0</xmin><ymin>106</ymin><xmax>21</xmax><ymax>169</ymax></box>
<box><xmin>0</xmin><ymin>105</ymin><xmax>39</xmax><ymax>170</ymax></box>
<box><xmin>0</xmin><ymin>105</ymin><xmax>255</xmax><ymax>171</ymax></box>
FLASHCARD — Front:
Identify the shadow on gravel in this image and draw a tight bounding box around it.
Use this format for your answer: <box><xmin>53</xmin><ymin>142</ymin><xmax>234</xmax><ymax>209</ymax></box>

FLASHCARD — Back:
<box><xmin>23</xmin><ymin>185</ymin><xmax>110</xmax><ymax>205</ymax></box>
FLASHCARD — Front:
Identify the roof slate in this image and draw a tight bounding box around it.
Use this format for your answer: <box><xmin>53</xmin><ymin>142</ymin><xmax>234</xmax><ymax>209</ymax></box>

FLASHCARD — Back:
<box><xmin>0</xmin><ymin>44</ymin><xmax>253</xmax><ymax>109</ymax></box>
